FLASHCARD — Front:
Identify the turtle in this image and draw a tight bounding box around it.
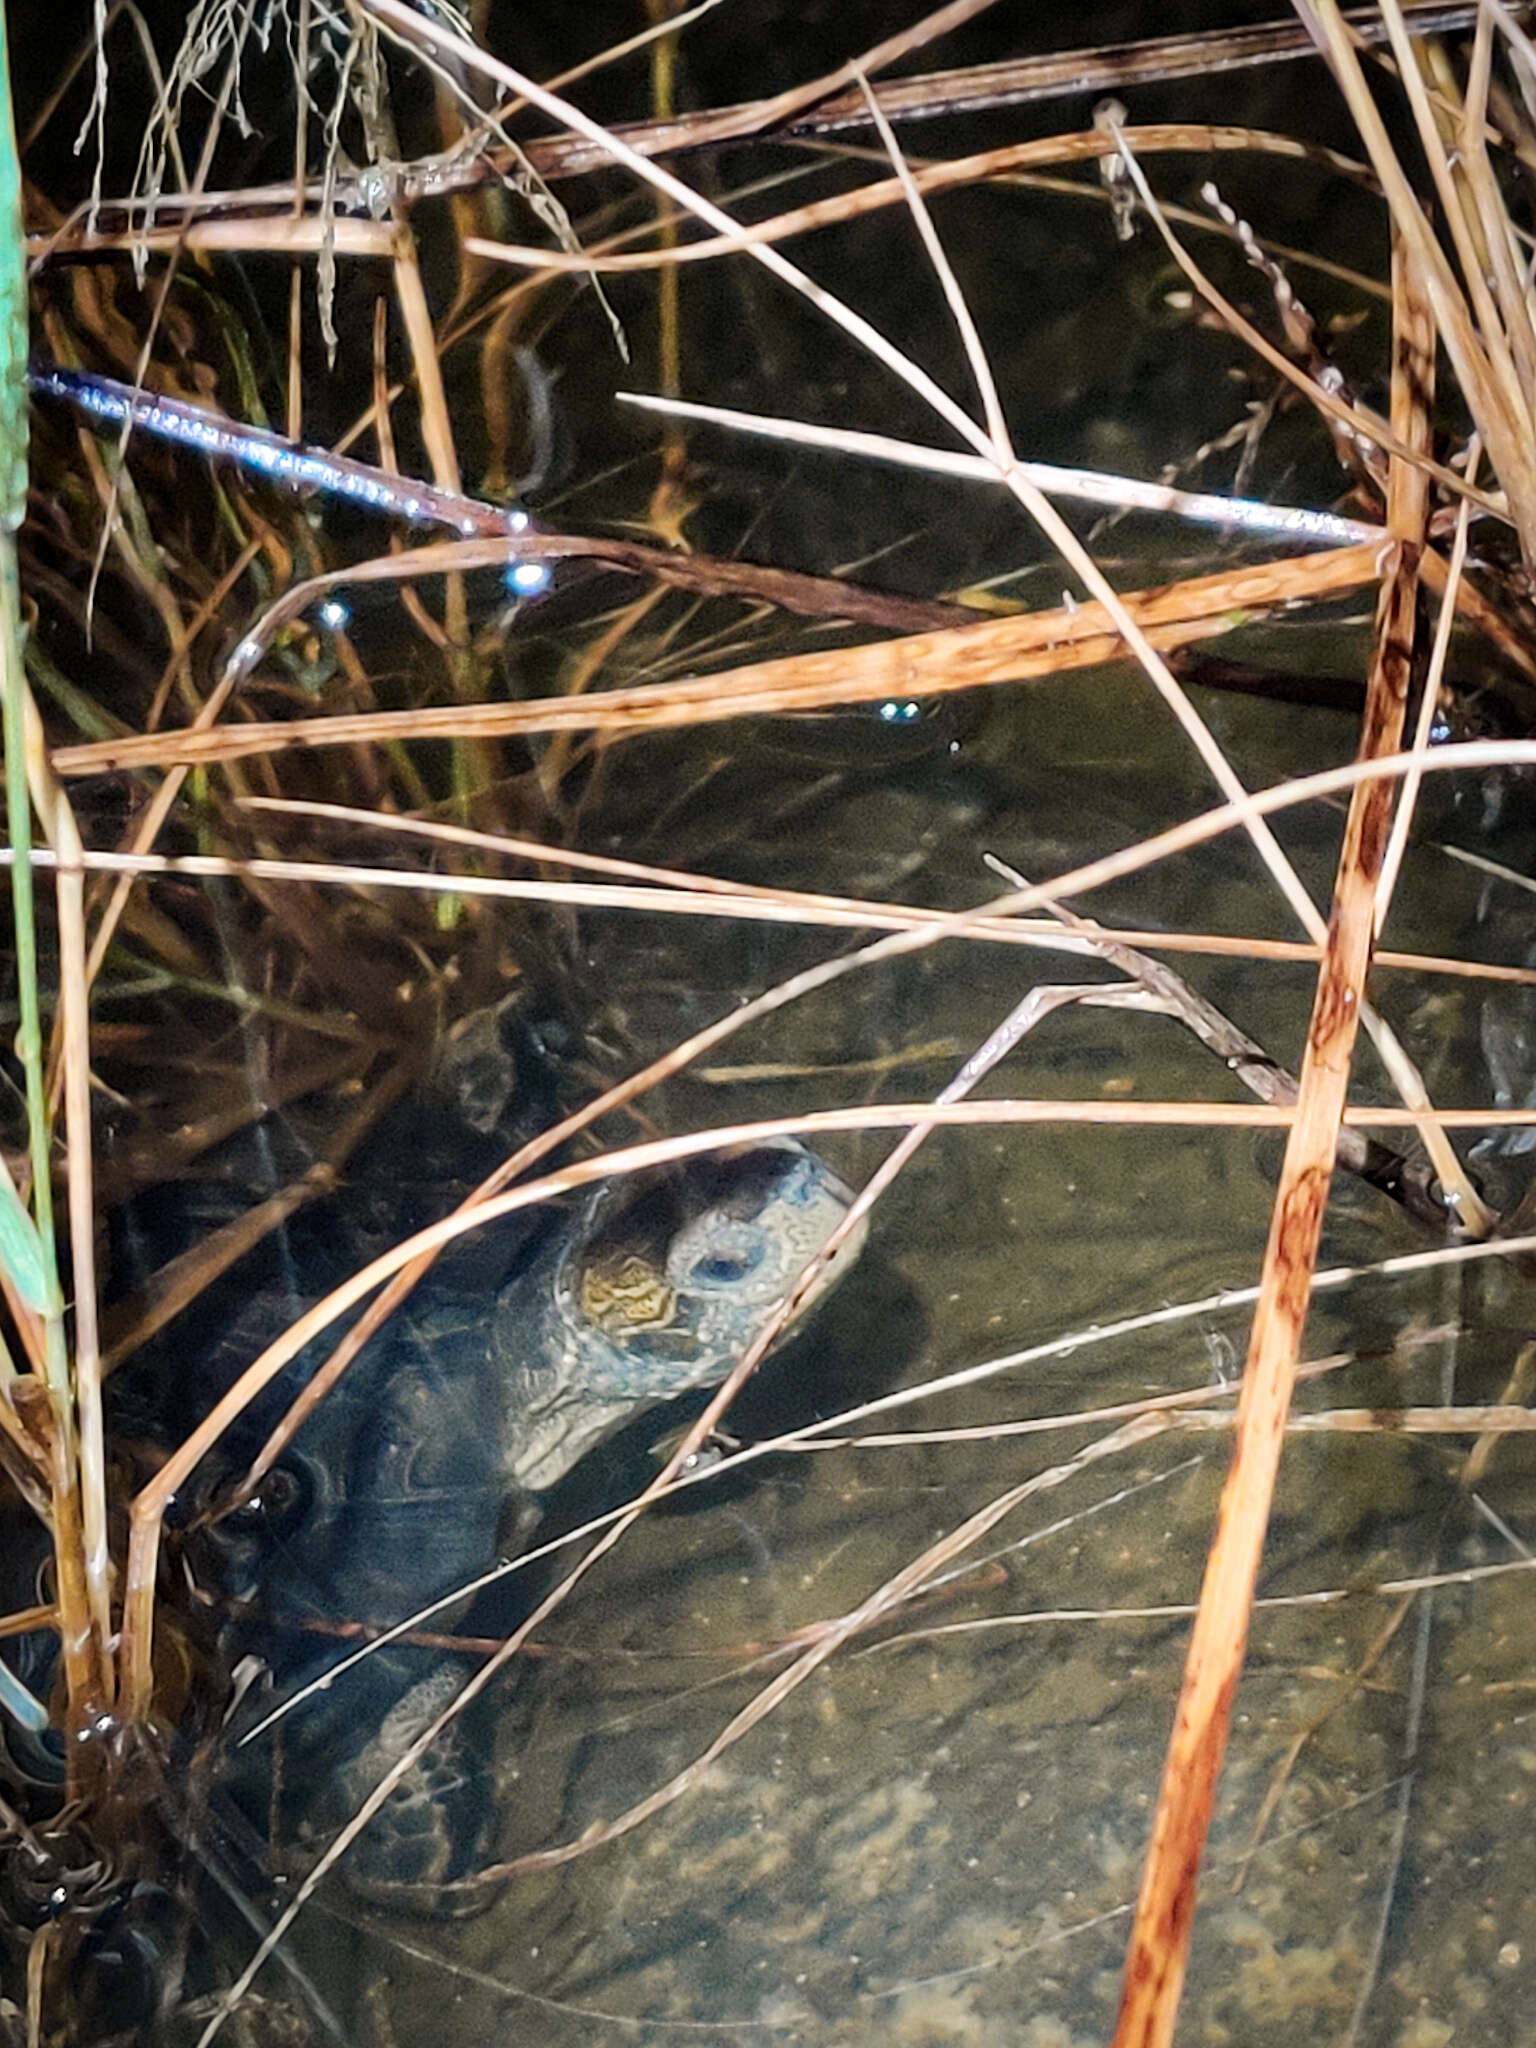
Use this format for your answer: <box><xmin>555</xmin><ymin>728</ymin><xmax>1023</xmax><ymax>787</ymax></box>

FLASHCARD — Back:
<box><xmin>167</xmin><ymin>1060</ymin><xmax>866</xmax><ymax>1916</ymax></box>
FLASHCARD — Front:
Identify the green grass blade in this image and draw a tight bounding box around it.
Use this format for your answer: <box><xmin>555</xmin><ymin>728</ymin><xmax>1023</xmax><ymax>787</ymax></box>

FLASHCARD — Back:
<box><xmin>0</xmin><ymin>2</ymin><xmax>25</xmax><ymax>535</ymax></box>
<box><xmin>0</xmin><ymin>1159</ymin><xmax>50</xmax><ymax>1312</ymax></box>
<box><xmin>0</xmin><ymin>1652</ymin><xmax>49</xmax><ymax>1736</ymax></box>
<box><xmin>0</xmin><ymin>16</ymin><xmax>61</xmax><ymax>1312</ymax></box>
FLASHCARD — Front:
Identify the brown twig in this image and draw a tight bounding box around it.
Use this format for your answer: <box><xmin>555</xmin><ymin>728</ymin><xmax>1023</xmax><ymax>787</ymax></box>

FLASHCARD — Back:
<box><xmin>984</xmin><ymin>855</ymin><xmax>1452</xmax><ymax>1233</ymax></box>
<box><xmin>51</xmin><ymin>543</ymin><xmax>1385</xmax><ymax>777</ymax></box>
<box><xmin>50</xmin><ymin>3</ymin><xmax>1481</xmax><ymax>219</ymax></box>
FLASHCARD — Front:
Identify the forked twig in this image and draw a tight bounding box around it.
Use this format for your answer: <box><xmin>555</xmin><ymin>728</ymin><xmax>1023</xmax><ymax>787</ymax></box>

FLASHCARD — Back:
<box><xmin>983</xmin><ymin>854</ymin><xmax>1451</xmax><ymax>1233</ymax></box>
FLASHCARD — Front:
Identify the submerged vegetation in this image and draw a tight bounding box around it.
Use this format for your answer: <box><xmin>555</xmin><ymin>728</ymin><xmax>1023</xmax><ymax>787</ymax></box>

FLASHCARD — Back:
<box><xmin>6</xmin><ymin>0</ymin><xmax>1536</xmax><ymax>2041</ymax></box>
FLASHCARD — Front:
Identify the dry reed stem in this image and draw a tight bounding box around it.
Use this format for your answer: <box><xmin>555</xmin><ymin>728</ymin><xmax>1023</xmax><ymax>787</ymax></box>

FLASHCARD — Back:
<box><xmin>28</xmin><ymin>213</ymin><xmax>399</xmax><ymax>261</ymax></box>
<box><xmin>1172</xmin><ymin>1403</ymin><xmax>1536</xmax><ymax>1434</ymax></box>
<box><xmin>516</xmin><ymin>2</ymin><xmax>1490</xmax><ymax>175</ymax></box>
<box><xmin>879</xmin><ymin>1552</ymin><xmax>1536</xmax><ymax>1645</ymax></box>
<box><xmin>457</xmin><ymin>123</ymin><xmax>1376</xmax><ymax>276</ymax></box>
<box><xmin>30</xmin><ymin>732</ymin><xmax>113</xmax><ymax>1698</ymax></box>
<box><xmin>614</xmin><ymin>389</ymin><xmax>1381</xmax><ymax>544</ymax></box>
<box><xmin>386</xmin><ymin>216</ymin><xmax>471</xmax><ymax>669</ymax></box>
<box><xmin>1112</xmin><ymin>233</ymin><xmax>1435</xmax><ymax>2048</ymax></box>
<box><xmin>76</xmin><ymin>1098</ymin><xmax>1536</xmax><ymax>1143</ymax></box>
<box><xmin>1463</xmin><ymin>1336</ymin><xmax>1536</xmax><ymax>1488</ymax></box>
<box><xmin>1394</xmin><ymin>3</ymin><xmax>1536</xmax><ymax>447</ymax></box>
<box><xmin>838</xmin><ymin>1350</ymin><xmax>1393</xmax><ymax>1455</ymax></box>
<box><xmin>245</xmin><ymin>794</ymin><xmax>1536</xmax><ymax>988</ymax></box>
<box><xmin>12</xmin><ymin>836</ymin><xmax>1534</xmax><ymax>994</ymax></box>
<box><xmin>1388</xmin><ymin>5</ymin><xmax>1531</xmax><ymax>423</ymax></box>
<box><xmin>50</xmin><ymin>543</ymin><xmax>1386</xmax><ymax>776</ymax></box>
<box><xmin>1417</xmin><ymin>544</ymin><xmax>1536</xmax><ymax>685</ymax></box>
<box><xmin>1456</xmin><ymin>14</ymin><xmax>1536</xmax><ymax>408</ymax></box>
<box><xmin>39</xmin><ymin>1407</ymin><xmax>100</xmax><ymax>1755</ymax></box>
<box><xmin>1378</xmin><ymin>441</ymin><xmax>1480</xmax><ymax>919</ymax></box>
<box><xmin>0</xmin><ymin>1604</ymin><xmax>58</xmax><ymax>1645</ymax></box>
<box><xmin>12</xmin><ymin>693</ymin><xmax>112</xmax><ymax>1743</ymax></box>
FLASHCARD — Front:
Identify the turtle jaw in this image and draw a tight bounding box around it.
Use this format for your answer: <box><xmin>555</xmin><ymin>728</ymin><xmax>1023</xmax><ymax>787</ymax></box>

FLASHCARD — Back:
<box><xmin>499</xmin><ymin>1378</ymin><xmax>678</xmax><ymax>1496</ymax></box>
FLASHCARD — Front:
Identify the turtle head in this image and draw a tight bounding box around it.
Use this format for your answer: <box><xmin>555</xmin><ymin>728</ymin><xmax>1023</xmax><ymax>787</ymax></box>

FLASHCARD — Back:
<box><xmin>500</xmin><ymin>1139</ymin><xmax>863</xmax><ymax>1492</ymax></box>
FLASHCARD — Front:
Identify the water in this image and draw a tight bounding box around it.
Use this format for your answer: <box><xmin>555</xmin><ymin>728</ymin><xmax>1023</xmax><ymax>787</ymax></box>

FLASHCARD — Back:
<box><xmin>152</xmin><ymin>650</ymin><xmax>1536</xmax><ymax>2047</ymax></box>
<box><xmin>16</xmin><ymin>2</ymin><xmax>1536</xmax><ymax>2042</ymax></box>
<box><xmin>346</xmin><ymin>696</ymin><xmax>1522</xmax><ymax>2048</ymax></box>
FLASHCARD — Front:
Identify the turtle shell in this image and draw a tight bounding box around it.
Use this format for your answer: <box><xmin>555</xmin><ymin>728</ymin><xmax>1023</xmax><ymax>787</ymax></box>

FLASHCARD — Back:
<box><xmin>215</xmin><ymin>1135</ymin><xmax>864</xmax><ymax>1914</ymax></box>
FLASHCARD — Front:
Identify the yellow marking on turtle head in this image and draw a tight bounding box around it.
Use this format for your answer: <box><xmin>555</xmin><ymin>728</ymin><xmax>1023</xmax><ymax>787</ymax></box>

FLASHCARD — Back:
<box><xmin>579</xmin><ymin>1253</ymin><xmax>678</xmax><ymax>1333</ymax></box>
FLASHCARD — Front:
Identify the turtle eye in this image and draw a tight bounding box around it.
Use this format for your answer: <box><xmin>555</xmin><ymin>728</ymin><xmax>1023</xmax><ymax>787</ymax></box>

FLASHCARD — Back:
<box><xmin>688</xmin><ymin>1241</ymin><xmax>764</xmax><ymax>1288</ymax></box>
<box><xmin>667</xmin><ymin>1211</ymin><xmax>788</xmax><ymax>1299</ymax></box>
<box><xmin>221</xmin><ymin>1458</ymin><xmax>311</xmax><ymax>1536</ymax></box>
